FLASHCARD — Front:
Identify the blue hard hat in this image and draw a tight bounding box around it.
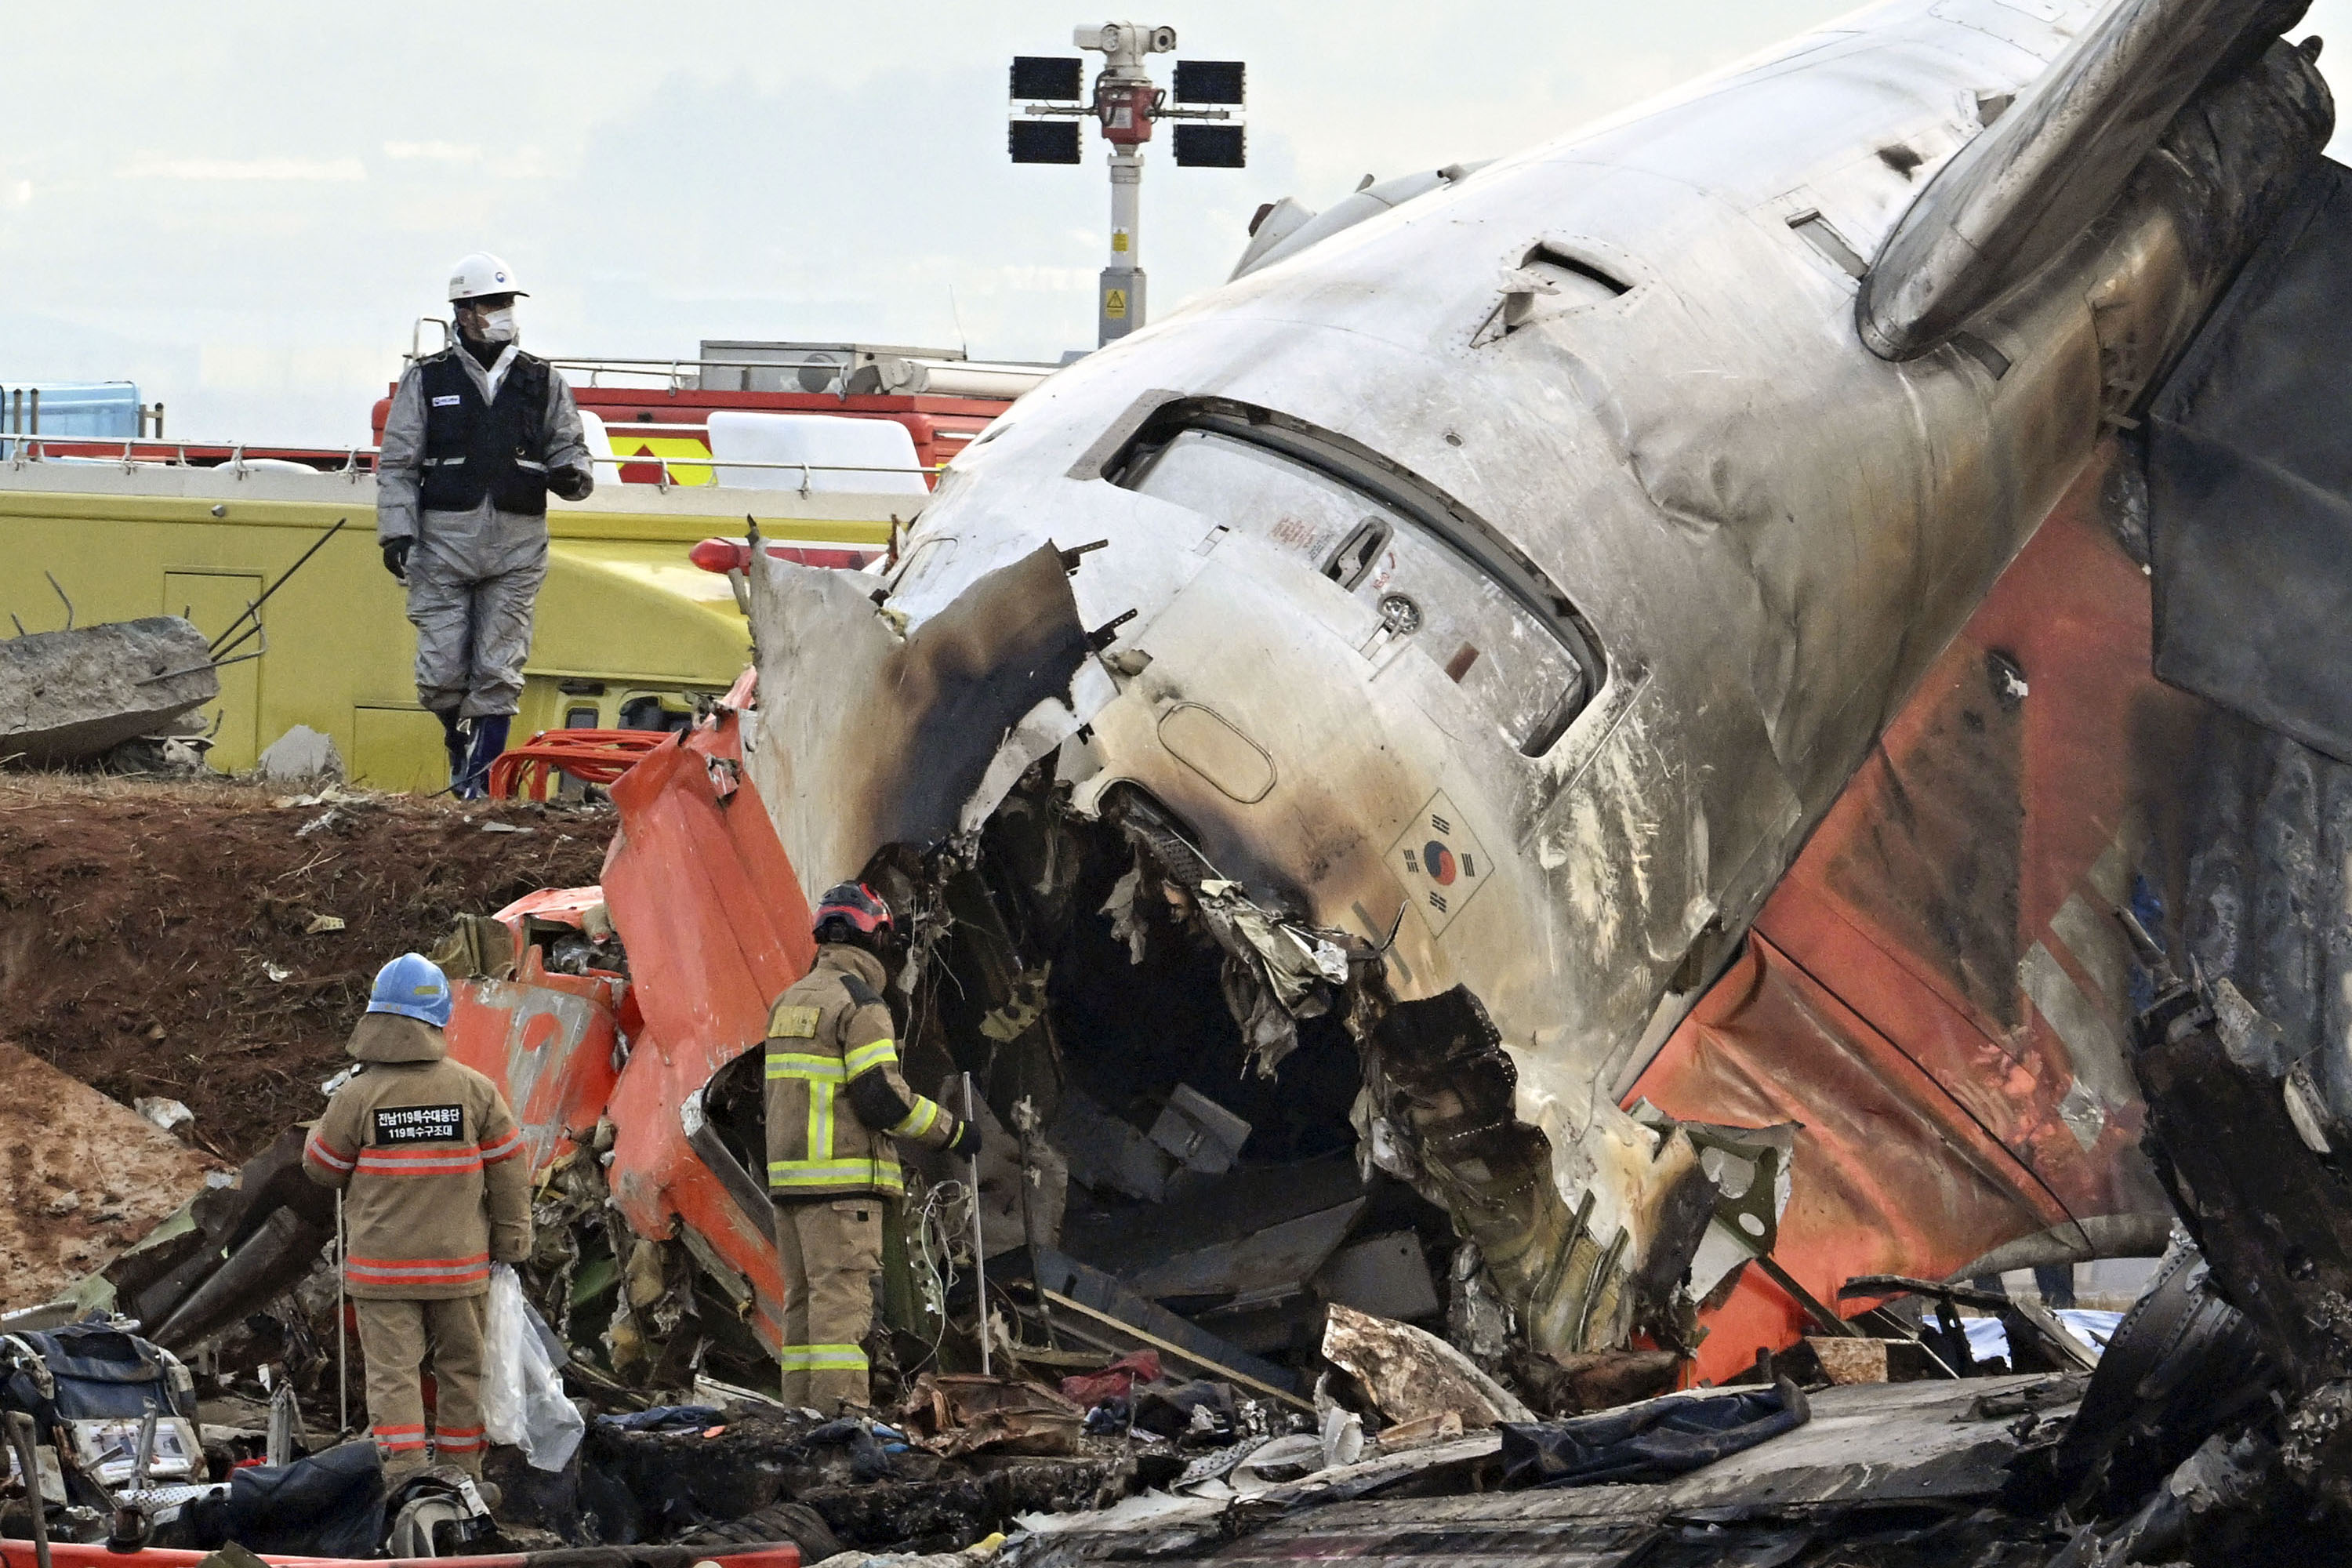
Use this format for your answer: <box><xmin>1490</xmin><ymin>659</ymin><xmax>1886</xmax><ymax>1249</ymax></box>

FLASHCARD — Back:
<box><xmin>368</xmin><ymin>953</ymin><xmax>453</xmax><ymax>1027</ymax></box>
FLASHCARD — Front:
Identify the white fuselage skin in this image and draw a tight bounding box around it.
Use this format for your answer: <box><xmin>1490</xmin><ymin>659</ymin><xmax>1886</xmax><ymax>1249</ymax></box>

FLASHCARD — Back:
<box><xmin>754</xmin><ymin>0</ymin><xmax>2307</xmax><ymax>1348</ymax></box>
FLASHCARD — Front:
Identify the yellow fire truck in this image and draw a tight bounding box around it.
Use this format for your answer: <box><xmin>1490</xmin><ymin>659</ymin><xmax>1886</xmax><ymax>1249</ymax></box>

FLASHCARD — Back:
<box><xmin>0</xmin><ymin>347</ymin><xmax>1040</xmax><ymax>788</ymax></box>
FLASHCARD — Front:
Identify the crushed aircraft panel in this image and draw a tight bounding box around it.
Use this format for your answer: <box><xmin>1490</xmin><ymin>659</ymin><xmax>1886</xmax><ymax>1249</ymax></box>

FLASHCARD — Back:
<box><xmin>743</xmin><ymin>0</ymin><xmax>2331</xmax><ymax>1372</ymax></box>
<box><xmin>442</xmin><ymin>672</ymin><xmax>814</xmax><ymax>1361</ymax></box>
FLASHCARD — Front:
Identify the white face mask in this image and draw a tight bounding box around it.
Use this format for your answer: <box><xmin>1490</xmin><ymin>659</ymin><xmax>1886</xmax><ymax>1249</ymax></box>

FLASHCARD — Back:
<box><xmin>470</xmin><ymin>305</ymin><xmax>518</xmax><ymax>344</ymax></box>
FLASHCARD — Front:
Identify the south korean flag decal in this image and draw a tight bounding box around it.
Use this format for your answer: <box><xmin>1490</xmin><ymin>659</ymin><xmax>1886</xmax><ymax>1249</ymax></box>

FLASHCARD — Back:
<box><xmin>1388</xmin><ymin>789</ymin><xmax>1490</xmax><ymax>937</ymax></box>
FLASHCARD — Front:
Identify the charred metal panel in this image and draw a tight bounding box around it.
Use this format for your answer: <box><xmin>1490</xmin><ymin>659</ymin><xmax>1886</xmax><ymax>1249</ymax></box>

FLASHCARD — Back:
<box><xmin>1632</xmin><ymin>936</ymin><xmax>2071</xmax><ymax>1383</ymax></box>
<box><xmin>745</xmin><ymin>544</ymin><xmax>1093</xmax><ymax>894</ymax></box>
<box><xmin>1361</xmin><ymin>989</ymin><xmax>1713</xmax><ymax>1357</ymax></box>
<box><xmin>1010</xmin><ymin>1376</ymin><xmax>2075</xmax><ymax>1568</ymax></box>
<box><xmin>2176</xmin><ymin>715</ymin><xmax>2352</xmax><ymax>1124</ymax></box>
<box><xmin>1820</xmin><ymin>648</ymin><xmax>2027</xmax><ymax>1029</ymax></box>
<box><xmin>2151</xmin><ymin>158</ymin><xmax>2352</xmax><ymax>764</ymax></box>
<box><xmin>2124</xmin><ymin>963</ymin><xmax>2352</xmax><ymax>1518</ymax></box>
<box><xmin>1632</xmin><ymin>474</ymin><xmax>2194</xmax><ymax>1379</ymax></box>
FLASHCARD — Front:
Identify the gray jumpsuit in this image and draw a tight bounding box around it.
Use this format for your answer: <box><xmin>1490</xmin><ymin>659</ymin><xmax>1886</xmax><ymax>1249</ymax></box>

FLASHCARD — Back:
<box><xmin>376</xmin><ymin>346</ymin><xmax>592</xmax><ymax>720</ymax></box>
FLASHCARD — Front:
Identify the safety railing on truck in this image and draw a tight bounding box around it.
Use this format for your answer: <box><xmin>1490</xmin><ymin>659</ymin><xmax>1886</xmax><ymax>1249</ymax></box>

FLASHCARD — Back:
<box><xmin>400</xmin><ymin>322</ymin><xmax>1051</xmax><ymax>398</ymax></box>
<box><xmin>0</xmin><ymin>434</ymin><xmax>943</xmax><ymax>495</ymax></box>
<box><xmin>404</xmin><ymin>321</ymin><xmax>874</xmax><ymax>396</ymax></box>
<box><xmin>554</xmin><ymin>356</ymin><xmax>769</xmax><ymax>393</ymax></box>
<box><xmin>0</xmin><ymin>434</ymin><xmax>381</xmax><ymax>478</ymax></box>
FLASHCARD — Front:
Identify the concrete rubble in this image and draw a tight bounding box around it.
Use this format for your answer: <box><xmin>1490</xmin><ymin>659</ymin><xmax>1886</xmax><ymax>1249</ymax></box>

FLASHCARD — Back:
<box><xmin>0</xmin><ymin>616</ymin><xmax>218</xmax><ymax>768</ymax></box>
<box><xmin>254</xmin><ymin>726</ymin><xmax>344</xmax><ymax>786</ymax></box>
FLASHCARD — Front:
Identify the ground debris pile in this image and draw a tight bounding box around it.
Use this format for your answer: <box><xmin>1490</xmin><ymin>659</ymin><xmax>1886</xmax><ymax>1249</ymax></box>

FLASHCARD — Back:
<box><xmin>0</xmin><ymin>773</ymin><xmax>608</xmax><ymax>1160</ymax></box>
<box><xmin>13</xmin><ymin>710</ymin><xmax>2352</xmax><ymax>1566</ymax></box>
<box><xmin>920</xmin><ymin>934</ymin><xmax>2352</xmax><ymax>1568</ymax></box>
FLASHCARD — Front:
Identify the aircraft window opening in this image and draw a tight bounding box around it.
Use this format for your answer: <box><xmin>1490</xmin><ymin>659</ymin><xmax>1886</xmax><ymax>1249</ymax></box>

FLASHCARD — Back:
<box><xmin>1111</xmin><ymin>401</ymin><xmax>1602</xmax><ymax>757</ymax></box>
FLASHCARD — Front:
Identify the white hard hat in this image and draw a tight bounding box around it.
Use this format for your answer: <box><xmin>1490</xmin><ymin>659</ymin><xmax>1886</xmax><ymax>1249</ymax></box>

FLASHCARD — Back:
<box><xmin>448</xmin><ymin>252</ymin><xmax>528</xmax><ymax>303</ymax></box>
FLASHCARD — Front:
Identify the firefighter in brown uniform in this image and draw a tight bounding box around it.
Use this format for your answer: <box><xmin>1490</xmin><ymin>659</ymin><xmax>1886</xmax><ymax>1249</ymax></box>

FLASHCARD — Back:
<box><xmin>303</xmin><ymin>953</ymin><xmax>532</xmax><ymax>1484</ymax></box>
<box><xmin>766</xmin><ymin>884</ymin><xmax>979</xmax><ymax>1411</ymax></box>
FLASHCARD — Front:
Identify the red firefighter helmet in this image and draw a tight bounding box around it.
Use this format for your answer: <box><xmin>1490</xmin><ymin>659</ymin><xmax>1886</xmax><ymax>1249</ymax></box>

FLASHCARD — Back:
<box><xmin>813</xmin><ymin>881</ymin><xmax>893</xmax><ymax>940</ymax></box>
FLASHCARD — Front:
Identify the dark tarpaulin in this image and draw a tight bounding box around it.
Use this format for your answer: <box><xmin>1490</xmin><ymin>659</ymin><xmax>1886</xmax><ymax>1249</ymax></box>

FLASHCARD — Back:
<box><xmin>597</xmin><ymin>1405</ymin><xmax>726</xmax><ymax>1433</ymax></box>
<box><xmin>203</xmin><ymin>1439</ymin><xmax>387</xmax><ymax>1559</ymax></box>
<box><xmin>1499</xmin><ymin>1385</ymin><xmax>1809</xmax><ymax>1489</ymax></box>
<box><xmin>2150</xmin><ymin>156</ymin><xmax>2352</xmax><ymax>764</ymax></box>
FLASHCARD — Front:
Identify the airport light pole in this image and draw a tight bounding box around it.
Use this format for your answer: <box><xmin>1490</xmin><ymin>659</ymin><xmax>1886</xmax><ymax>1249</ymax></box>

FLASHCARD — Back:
<box><xmin>1008</xmin><ymin>25</ymin><xmax>1247</xmax><ymax>347</ymax></box>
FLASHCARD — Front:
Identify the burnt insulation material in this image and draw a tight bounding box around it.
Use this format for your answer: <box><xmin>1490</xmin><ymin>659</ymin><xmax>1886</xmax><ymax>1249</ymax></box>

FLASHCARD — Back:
<box><xmin>2179</xmin><ymin>711</ymin><xmax>2352</xmax><ymax>1122</ymax></box>
<box><xmin>2151</xmin><ymin>154</ymin><xmax>2352</xmax><ymax>764</ymax></box>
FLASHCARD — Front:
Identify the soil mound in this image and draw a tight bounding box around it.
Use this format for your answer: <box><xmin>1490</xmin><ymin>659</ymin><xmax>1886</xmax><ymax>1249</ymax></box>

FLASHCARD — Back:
<box><xmin>0</xmin><ymin>775</ymin><xmax>610</xmax><ymax>1161</ymax></box>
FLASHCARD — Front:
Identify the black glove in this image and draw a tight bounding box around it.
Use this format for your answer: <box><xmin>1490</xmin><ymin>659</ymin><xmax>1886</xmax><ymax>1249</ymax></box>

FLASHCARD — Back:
<box><xmin>381</xmin><ymin>538</ymin><xmax>412</xmax><ymax>583</ymax></box>
<box><xmin>948</xmin><ymin>1117</ymin><xmax>982</xmax><ymax>1161</ymax></box>
<box><xmin>550</xmin><ymin>463</ymin><xmax>594</xmax><ymax>503</ymax></box>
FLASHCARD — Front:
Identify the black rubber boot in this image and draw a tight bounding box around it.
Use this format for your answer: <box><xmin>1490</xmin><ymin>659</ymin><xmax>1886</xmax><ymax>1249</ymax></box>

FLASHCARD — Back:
<box><xmin>435</xmin><ymin>709</ymin><xmax>468</xmax><ymax>793</ymax></box>
<box><xmin>459</xmin><ymin>713</ymin><xmax>511</xmax><ymax>800</ymax></box>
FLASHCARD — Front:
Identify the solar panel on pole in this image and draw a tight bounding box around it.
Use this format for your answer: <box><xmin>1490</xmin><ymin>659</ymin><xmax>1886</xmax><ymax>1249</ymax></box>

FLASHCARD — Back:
<box><xmin>1173</xmin><ymin>60</ymin><xmax>1245</xmax><ymax>104</ymax></box>
<box><xmin>1011</xmin><ymin>56</ymin><xmax>1087</xmax><ymax>102</ymax></box>
<box><xmin>1173</xmin><ymin>124</ymin><xmax>1247</xmax><ymax>168</ymax></box>
<box><xmin>1009</xmin><ymin>119</ymin><xmax>1084</xmax><ymax>165</ymax></box>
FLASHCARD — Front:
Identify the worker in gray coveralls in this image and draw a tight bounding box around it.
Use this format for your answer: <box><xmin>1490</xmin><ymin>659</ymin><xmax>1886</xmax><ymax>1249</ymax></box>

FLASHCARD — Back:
<box><xmin>376</xmin><ymin>252</ymin><xmax>593</xmax><ymax>798</ymax></box>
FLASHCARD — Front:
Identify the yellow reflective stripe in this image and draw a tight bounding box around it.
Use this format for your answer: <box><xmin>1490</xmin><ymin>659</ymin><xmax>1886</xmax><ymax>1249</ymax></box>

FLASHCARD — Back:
<box><xmin>767</xmin><ymin>1052</ymin><xmax>844</xmax><ymax>1080</ymax></box>
<box><xmin>768</xmin><ymin>1159</ymin><xmax>877</xmax><ymax>1182</ymax></box>
<box><xmin>891</xmin><ymin>1097</ymin><xmax>942</xmax><ymax>1139</ymax></box>
<box><xmin>809</xmin><ymin>1080</ymin><xmax>834</xmax><ymax>1165</ymax></box>
<box><xmin>844</xmin><ymin>1039</ymin><xmax>898</xmax><ymax>1076</ymax></box>
<box><xmin>779</xmin><ymin>1343</ymin><xmax>869</xmax><ymax>1370</ymax></box>
<box><xmin>767</xmin><ymin>1159</ymin><xmax>906</xmax><ymax>1194</ymax></box>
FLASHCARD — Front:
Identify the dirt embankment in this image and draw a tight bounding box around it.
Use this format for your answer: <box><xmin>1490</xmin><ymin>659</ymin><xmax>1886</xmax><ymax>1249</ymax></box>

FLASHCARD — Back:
<box><xmin>0</xmin><ymin>775</ymin><xmax>612</xmax><ymax>1161</ymax></box>
<box><xmin>0</xmin><ymin>1040</ymin><xmax>227</xmax><ymax>1307</ymax></box>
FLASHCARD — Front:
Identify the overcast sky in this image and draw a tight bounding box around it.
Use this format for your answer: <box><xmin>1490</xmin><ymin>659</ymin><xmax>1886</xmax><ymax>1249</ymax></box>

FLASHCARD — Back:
<box><xmin>2</xmin><ymin>2</ymin><xmax>2345</xmax><ymax>445</ymax></box>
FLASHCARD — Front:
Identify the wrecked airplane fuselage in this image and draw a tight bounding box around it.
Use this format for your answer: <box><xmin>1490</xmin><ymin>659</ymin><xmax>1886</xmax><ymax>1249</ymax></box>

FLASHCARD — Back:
<box><xmin>745</xmin><ymin>0</ymin><xmax>2331</xmax><ymax>1360</ymax></box>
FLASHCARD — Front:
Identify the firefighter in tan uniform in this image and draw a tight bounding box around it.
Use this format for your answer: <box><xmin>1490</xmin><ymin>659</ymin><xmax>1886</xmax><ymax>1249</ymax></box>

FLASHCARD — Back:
<box><xmin>303</xmin><ymin>953</ymin><xmax>532</xmax><ymax>1483</ymax></box>
<box><xmin>766</xmin><ymin>884</ymin><xmax>978</xmax><ymax>1411</ymax></box>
